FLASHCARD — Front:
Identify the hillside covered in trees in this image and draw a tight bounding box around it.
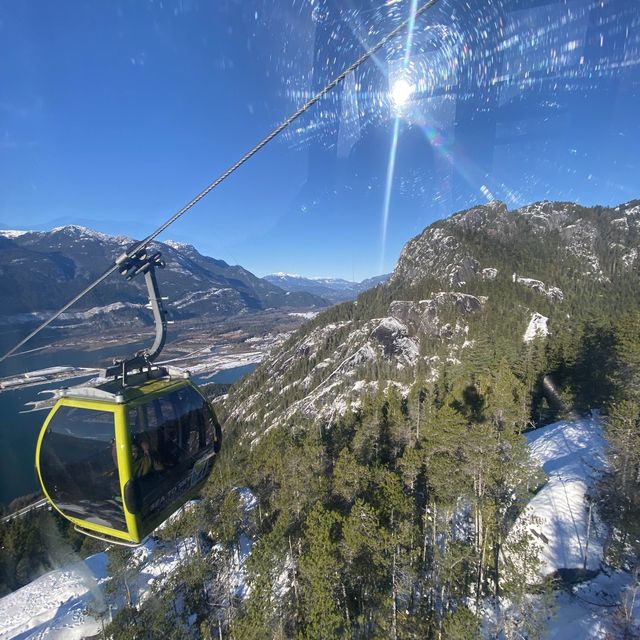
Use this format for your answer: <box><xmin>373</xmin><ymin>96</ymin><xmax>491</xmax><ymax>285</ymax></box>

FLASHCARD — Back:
<box><xmin>105</xmin><ymin>199</ymin><xmax>639</xmax><ymax>638</ymax></box>
<box><xmin>3</xmin><ymin>199</ymin><xmax>640</xmax><ymax>638</ymax></box>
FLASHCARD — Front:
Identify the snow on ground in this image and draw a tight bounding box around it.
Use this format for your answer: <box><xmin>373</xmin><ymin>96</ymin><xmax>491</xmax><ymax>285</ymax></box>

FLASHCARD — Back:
<box><xmin>545</xmin><ymin>570</ymin><xmax>639</xmax><ymax>639</ymax></box>
<box><xmin>235</xmin><ymin>487</ymin><xmax>257</xmax><ymax>512</ymax></box>
<box><xmin>524</xmin><ymin>312</ymin><xmax>549</xmax><ymax>342</ymax></box>
<box><xmin>136</xmin><ymin>536</ymin><xmax>196</xmax><ymax>589</ymax></box>
<box><xmin>502</xmin><ymin>416</ymin><xmax>640</xmax><ymax>639</ymax></box>
<box><xmin>0</xmin><ymin>536</ymin><xmax>197</xmax><ymax>640</ymax></box>
<box><xmin>0</xmin><ymin>494</ymin><xmax>259</xmax><ymax>639</ymax></box>
<box><xmin>0</xmin><ymin>553</ymin><xmax>108</xmax><ymax>640</ymax></box>
<box><xmin>219</xmin><ymin>488</ymin><xmax>257</xmax><ymax>600</ymax></box>
<box><xmin>522</xmin><ymin>416</ymin><xmax>607</xmax><ymax>576</ymax></box>
<box><xmin>288</xmin><ymin>311</ymin><xmax>320</xmax><ymax>320</ymax></box>
<box><xmin>222</xmin><ymin>533</ymin><xmax>254</xmax><ymax>601</ymax></box>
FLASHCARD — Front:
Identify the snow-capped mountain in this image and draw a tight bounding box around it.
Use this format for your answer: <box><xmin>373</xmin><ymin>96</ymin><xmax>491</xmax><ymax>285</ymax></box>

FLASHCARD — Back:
<box><xmin>0</xmin><ymin>226</ymin><xmax>328</xmax><ymax>326</ymax></box>
<box><xmin>263</xmin><ymin>272</ymin><xmax>391</xmax><ymax>303</ymax></box>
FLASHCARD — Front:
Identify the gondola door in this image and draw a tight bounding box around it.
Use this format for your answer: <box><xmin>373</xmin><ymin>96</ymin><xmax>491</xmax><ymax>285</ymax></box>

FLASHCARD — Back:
<box><xmin>122</xmin><ymin>382</ymin><xmax>219</xmax><ymax>540</ymax></box>
<box><xmin>36</xmin><ymin>398</ymin><xmax>139</xmax><ymax>543</ymax></box>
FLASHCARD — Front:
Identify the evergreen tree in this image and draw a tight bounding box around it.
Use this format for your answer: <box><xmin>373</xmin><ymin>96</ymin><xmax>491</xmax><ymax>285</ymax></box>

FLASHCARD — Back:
<box><xmin>298</xmin><ymin>504</ymin><xmax>344</xmax><ymax>639</ymax></box>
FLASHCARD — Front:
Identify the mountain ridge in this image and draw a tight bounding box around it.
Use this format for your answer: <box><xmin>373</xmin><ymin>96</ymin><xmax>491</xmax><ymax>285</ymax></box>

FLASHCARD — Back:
<box><xmin>263</xmin><ymin>272</ymin><xmax>391</xmax><ymax>303</ymax></box>
<box><xmin>0</xmin><ymin>226</ymin><xmax>328</xmax><ymax>327</ymax></box>
<box><xmin>227</xmin><ymin>197</ymin><xmax>640</xmax><ymax>440</ymax></box>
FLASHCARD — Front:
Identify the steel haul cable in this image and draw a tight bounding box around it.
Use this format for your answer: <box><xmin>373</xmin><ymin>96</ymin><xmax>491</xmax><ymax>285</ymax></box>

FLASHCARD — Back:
<box><xmin>1</xmin><ymin>0</ymin><xmax>440</xmax><ymax>362</ymax></box>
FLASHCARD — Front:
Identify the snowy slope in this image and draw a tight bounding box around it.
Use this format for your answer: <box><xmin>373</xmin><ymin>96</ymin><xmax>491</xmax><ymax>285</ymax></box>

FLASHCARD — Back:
<box><xmin>523</xmin><ymin>416</ymin><xmax>607</xmax><ymax>575</ymax></box>
<box><xmin>524</xmin><ymin>312</ymin><xmax>549</xmax><ymax>342</ymax></box>
<box><xmin>0</xmin><ymin>553</ymin><xmax>108</xmax><ymax>640</ymax></box>
<box><xmin>0</xmin><ymin>494</ymin><xmax>257</xmax><ymax>639</ymax></box>
<box><xmin>0</xmin><ymin>530</ymin><xmax>194</xmax><ymax>638</ymax></box>
<box><xmin>508</xmin><ymin>416</ymin><xmax>639</xmax><ymax>639</ymax></box>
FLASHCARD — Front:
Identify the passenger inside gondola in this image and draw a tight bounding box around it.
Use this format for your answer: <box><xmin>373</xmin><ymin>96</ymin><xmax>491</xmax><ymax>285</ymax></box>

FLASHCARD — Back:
<box><xmin>131</xmin><ymin>439</ymin><xmax>164</xmax><ymax>477</ymax></box>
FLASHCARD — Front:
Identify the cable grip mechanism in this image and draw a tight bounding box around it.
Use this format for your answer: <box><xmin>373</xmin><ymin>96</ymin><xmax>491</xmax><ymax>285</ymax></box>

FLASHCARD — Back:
<box><xmin>103</xmin><ymin>248</ymin><xmax>168</xmax><ymax>385</ymax></box>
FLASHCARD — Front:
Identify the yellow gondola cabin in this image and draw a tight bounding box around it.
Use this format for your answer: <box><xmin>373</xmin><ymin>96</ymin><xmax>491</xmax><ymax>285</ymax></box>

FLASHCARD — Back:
<box><xmin>35</xmin><ymin>369</ymin><xmax>221</xmax><ymax>545</ymax></box>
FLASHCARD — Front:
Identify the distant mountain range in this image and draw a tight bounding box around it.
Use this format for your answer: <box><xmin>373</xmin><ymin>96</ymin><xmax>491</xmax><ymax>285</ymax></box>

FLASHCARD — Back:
<box><xmin>0</xmin><ymin>226</ymin><xmax>327</xmax><ymax>328</ymax></box>
<box><xmin>263</xmin><ymin>272</ymin><xmax>391</xmax><ymax>303</ymax></box>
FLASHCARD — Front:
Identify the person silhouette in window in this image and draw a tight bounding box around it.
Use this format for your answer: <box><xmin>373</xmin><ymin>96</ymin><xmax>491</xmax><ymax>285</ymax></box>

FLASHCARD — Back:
<box><xmin>131</xmin><ymin>439</ymin><xmax>164</xmax><ymax>477</ymax></box>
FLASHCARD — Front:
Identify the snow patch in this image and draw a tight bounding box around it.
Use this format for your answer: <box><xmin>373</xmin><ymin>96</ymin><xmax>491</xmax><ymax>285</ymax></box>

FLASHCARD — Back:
<box><xmin>50</xmin><ymin>225</ymin><xmax>113</xmax><ymax>243</ymax></box>
<box><xmin>0</xmin><ymin>229</ymin><xmax>31</xmax><ymax>238</ymax></box>
<box><xmin>482</xmin><ymin>267</ymin><xmax>498</xmax><ymax>280</ymax></box>
<box><xmin>622</xmin><ymin>248</ymin><xmax>638</xmax><ymax>270</ymax></box>
<box><xmin>610</xmin><ymin>217</ymin><xmax>629</xmax><ymax>231</ymax></box>
<box><xmin>516</xmin><ymin>417</ymin><xmax>607</xmax><ymax>577</ymax></box>
<box><xmin>163</xmin><ymin>239</ymin><xmax>193</xmax><ymax>251</ymax></box>
<box><xmin>513</xmin><ymin>274</ymin><xmax>564</xmax><ymax>301</ymax></box>
<box><xmin>173</xmin><ymin>288</ymin><xmax>235</xmax><ymax>309</ymax></box>
<box><xmin>524</xmin><ymin>313</ymin><xmax>549</xmax><ymax>342</ymax></box>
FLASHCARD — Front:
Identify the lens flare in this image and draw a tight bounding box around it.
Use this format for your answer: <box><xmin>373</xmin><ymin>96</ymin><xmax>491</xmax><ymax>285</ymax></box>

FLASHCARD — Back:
<box><xmin>380</xmin><ymin>118</ymin><xmax>402</xmax><ymax>273</ymax></box>
<box><xmin>390</xmin><ymin>78</ymin><xmax>414</xmax><ymax>106</ymax></box>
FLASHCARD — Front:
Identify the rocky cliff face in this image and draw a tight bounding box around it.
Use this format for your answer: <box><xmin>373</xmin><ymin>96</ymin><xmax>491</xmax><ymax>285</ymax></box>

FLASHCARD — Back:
<box><xmin>392</xmin><ymin>199</ymin><xmax>640</xmax><ymax>287</ymax></box>
<box><xmin>228</xmin><ymin>288</ymin><xmax>487</xmax><ymax>439</ymax></box>
<box><xmin>226</xmin><ymin>198</ymin><xmax>640</xmax><ymax>441</ymax></box>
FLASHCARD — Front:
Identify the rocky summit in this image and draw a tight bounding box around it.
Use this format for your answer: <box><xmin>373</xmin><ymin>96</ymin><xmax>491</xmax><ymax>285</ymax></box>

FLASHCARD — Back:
<box><xmin>227</xmin><ymin>199</ymin><xmax>640</xmax><ymax>441</ymax></box>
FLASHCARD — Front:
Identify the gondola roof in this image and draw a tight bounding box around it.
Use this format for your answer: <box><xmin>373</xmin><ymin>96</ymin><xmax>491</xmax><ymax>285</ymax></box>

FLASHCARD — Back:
<box><xmin>59</xmin><ymin>367</ymin><xmax>191</xmax><ymax>404</ymax></box>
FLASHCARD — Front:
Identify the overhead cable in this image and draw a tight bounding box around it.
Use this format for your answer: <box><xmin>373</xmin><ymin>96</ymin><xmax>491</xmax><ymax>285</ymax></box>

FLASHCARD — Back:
<box><xmin>0</xmin><ymin>0</ymin><xmax>440</xmax><ymax>362</ymax></box>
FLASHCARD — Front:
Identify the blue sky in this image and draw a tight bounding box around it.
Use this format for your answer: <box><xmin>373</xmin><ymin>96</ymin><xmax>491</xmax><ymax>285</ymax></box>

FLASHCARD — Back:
<box><xmin>1</xmin><ymin>0</ymin><xmax>639</xmax><ymax>280</ymax></box>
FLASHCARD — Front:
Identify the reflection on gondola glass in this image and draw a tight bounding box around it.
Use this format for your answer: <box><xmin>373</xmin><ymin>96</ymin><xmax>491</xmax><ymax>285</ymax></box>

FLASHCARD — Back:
<box><xmin>39</xmin><ymin>406</ymin><xmax>126</xmax><ymax>531</ymax></box>
<box><xmin>126</xmin><ymin>385</ymin><xmax>219</xmax><ymax>522</ymax></box>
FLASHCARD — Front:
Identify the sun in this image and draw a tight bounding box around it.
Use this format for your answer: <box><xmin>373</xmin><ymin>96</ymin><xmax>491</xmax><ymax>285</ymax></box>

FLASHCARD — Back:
<box><xmin>390</xmin><ymin>78</ymin><xmax>415</xmax><ymax>107</ymax></box>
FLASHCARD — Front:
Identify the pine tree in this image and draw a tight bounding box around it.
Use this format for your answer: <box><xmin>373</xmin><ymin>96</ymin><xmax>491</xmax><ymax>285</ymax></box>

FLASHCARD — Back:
<box><xmin>442</xmin><ymin>606</ymin><xmax>480</xmax><ymax>639</ymax></box>
<box><xmin>340</xmin><ymin>499</ymin><xmax>388</xmax><ymax>634</ymax></box>
<box><xmin>298</xmin><ymin>504</ymin><xmax>344</xmax><ymax>639</ymax></box>
<box><xmin>613</xmin><ymin>311</ymin><xmax>640</xmax><ymax>400</ymax></box>
<box><xmin>599</xmin><ymin>312</ymin><xmax>640</xmax><ymax>566</ymax></box>
<box><xmin>332</xmin><ymin>447</ymin><xmax>369</xmax><ymax>505</ymax></box>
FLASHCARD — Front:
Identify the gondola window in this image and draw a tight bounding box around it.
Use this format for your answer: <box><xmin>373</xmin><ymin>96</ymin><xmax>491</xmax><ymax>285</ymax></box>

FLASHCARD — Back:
<box><xmin>39</xmin><ymin>406</ymin><xmax>126</xmax><ymax>531</ymax></box>
<box><xmin>127</xmin><ymin>386</ymin><xmax>218</xmax><ymax>520</ymax></box>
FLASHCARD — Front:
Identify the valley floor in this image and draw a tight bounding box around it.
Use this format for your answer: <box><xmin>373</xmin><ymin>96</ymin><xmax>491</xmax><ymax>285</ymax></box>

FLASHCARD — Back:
<box><xmin>0</xmin><ymin>309</ymin><xmax>311</xmax><ymax>395</ymax></box>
